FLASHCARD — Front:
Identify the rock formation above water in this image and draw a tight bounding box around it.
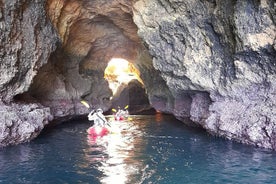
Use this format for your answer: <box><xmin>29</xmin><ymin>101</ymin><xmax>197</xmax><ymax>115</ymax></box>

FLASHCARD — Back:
<box><xmin>133</xmin><ymin>0</ymin><xmax>276</xmax><ymax>149</ymax></box>
<box><xmin>0</xmin><ymin>0</ymin><xmax>58</xmax><ymax>147</ymax></box>
<box><xmin>0</xmin><ymin>0</ymin><xmax>275</xmax><ymax>149</ymax></box>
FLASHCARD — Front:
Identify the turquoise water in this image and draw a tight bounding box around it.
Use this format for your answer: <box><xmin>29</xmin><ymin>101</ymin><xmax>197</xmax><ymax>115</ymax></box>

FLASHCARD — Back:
<box><xmin>0</xmin><ymin>115</ymin><xmax>275</xmax><ymax>183</ymax></box>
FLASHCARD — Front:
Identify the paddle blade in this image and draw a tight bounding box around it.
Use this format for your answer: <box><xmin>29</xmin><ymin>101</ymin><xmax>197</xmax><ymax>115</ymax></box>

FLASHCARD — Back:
<box><xmin>124</xmin><ymin>105</ymin><xmax>129</xmax><ymax>109</ymax></box>
<box><xmin>81</xmin><ymin>100</ymin><xmax>90</xmax><ymax>108</ymax></box>
<box><xmin>112</xmin><ymin>108</ymin><xmax>117</xmax><ymax>112</ymax></box>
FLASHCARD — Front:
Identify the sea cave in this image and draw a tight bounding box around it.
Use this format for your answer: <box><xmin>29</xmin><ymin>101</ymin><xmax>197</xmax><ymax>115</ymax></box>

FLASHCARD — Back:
<box><xmin>0</xmin><ymin>0</ymin><xmax>275</xmax><ymax>158</ymax></box>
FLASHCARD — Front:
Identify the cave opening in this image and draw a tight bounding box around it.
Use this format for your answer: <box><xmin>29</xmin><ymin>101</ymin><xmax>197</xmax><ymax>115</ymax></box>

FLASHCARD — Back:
<box><xmin>13</xmin><ymin>0</ymin><xmax>156</xmax><ymax>122</ymax></box>
<box><xmin>104</xmin><ymin>58</ymin><xmax>143</xmax><ymax>96</ymax></box>
<box><xmin>104</xmin><ymin>58</ymin><xmax>153</xmax><ymax>115</ymax></box>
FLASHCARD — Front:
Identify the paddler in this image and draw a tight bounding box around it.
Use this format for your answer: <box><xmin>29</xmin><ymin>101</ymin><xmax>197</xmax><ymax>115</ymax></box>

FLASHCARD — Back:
<box><xmin>88</xmin><ymin>108</ymin><xmax>109</xmax><ymax>127</ymax></box>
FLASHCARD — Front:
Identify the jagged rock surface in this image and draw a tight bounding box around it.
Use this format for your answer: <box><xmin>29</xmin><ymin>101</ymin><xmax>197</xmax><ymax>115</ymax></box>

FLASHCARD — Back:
<box><xmin>0</xmin><ymin>1</ymin><xmax>58</xmax><ymax>146</ymax></box>
<box><xmin>0</xmin><ymin>102</ymin><xmax>53</xmax><ymax>147</ymax></box>
<box><xmin>133</xmin><ymin>0</ymin><xmax>276</xmax><ymax>149</ymax></box>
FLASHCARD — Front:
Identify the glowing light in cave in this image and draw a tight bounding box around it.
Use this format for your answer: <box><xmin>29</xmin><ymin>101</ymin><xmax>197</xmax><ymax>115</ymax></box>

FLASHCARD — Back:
<box><xmin>104</xmin><ymin>58</ymin><xmax>143</xmax><ymax>95</ymax></box>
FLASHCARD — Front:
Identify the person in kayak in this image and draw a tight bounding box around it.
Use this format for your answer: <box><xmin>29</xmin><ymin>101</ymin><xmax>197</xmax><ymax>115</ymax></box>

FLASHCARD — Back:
<box><xmin>88</xmin><ymin>108</ymin><xmax>109</xmax><ymax>127</ymax></box>
<box><xmin>114</xmin><ymin>105</ymin><xmax>129</xmax><ymax>121</ymax></box>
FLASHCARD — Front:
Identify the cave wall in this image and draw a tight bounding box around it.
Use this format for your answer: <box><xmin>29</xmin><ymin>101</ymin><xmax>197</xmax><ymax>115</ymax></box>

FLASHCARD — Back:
<box><xmin>29</xmin><ymin>0</ymin><xmax>161</xmax><ymax>119</ymax></box>
<box><xmin>27</xmin><ymin>0</ymin><xmax>141</xmax><ymax>118</ymax></box>
<box><xmin>0</xmin><ymin>0</ymin><xmax>161</xmax><ymax>147</ymax></box>
<box><xmin>110</xmin><ymin>79</ymin><xmax>152</xmax><ymax>114</ymax></box>
<box><xmin>0</xmin><ymin>1</ymin><xmax>58</xmax><ymax>146</ymax></box>
<box><xmin>133</xmin><ymin>0</ymin><xmax>276</xmax><ymax>149</ymax></box>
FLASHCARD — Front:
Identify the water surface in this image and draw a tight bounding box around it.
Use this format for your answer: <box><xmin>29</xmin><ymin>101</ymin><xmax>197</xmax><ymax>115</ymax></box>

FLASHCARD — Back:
<box><xmin>0</xmin><ymin>115</ymin><xmax>275</xmax><ymax>183</ymax></box>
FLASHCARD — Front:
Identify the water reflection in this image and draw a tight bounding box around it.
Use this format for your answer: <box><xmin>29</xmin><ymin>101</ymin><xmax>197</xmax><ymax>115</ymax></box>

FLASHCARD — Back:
<box><xmin>83</xmin><ymin>120</ymin><xmax>146</xmax><ymax>184</ymax></box>
<box><xmin>81</xmin><ymin>116</ymin><xmax>276</xmax><ymax>184</ymax></box>
<box><xmin>155</xmin><ymin>111</ymin><xmax>163</xmax><ymax>122</ymax></box>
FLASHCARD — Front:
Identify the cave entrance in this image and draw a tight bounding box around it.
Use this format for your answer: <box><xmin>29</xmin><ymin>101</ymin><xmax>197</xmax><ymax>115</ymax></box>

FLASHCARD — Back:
<box><xmin>104</xmin><ymin>58</ymin><xmax>151</xmax><ymax>114</ymax></box>
<box><xmin>104</xmin><ymin>58</ymin><xmax>143</xmax><ymax>95</ymax></box>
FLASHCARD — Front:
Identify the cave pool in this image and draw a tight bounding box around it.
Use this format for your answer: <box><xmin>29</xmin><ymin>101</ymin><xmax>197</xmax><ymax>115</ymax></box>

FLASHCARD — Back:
<box><xmin>0</xmin><ymin>115</ymin><xmax>276</xmax><ymax>183</ymax></box>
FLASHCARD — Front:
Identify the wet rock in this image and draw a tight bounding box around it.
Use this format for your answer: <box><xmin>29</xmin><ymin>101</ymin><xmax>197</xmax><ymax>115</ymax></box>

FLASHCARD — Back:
<box><xmin>0</xmin><ymin>0</ymin><xmax>59</xmax><ymax>102</ymax></box>
<box><xmin>133</xmin><ymin>0</ymin><xmax>276</xmax><ymax>149</ymax></box>
<box><xmin>28</xmin><ymin>0</ymin><xmax>161</xmax><ymax>120</ymax></box>
<box><xmin>0</xmin><ymin>102</ymin><xmax>52</xmax><ymax>147</ymax></box>
<box><xmin>111</xmin><ymin>79</ymin><xmax>152</xmax><ymax>114</ymax></box>
<box><xmin>0</xmin><ymin>0</ymin><xmax>58</xmax><ymax>146</ymax></box>
<box><xmin>26</xmin><ymin>0</ymin><xmax>143</xmax><ymax>118</ymax></box>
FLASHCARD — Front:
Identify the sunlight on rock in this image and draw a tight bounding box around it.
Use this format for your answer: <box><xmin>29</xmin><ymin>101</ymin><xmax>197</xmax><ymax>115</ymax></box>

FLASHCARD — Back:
<box><xmin>104</xmin><ymin>58</ymin><xmax>143</xmax><ymax>95</ymax></box>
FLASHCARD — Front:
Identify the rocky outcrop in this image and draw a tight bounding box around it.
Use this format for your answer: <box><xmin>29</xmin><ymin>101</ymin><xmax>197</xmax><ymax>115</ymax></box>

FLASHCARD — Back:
<box><xmin>133</xmin><ymin>0</ymin><xmax>276</xmax><ymax>149</ymax></box>
<box><xmin>0</xmin><ymin>1</ymin><xmax>58</xmax><ymax>146</ymax></box>
<box><xmin>0</xmin><ymin>102</ymin><xmax>53</xmax><ymax>147</ymax></box>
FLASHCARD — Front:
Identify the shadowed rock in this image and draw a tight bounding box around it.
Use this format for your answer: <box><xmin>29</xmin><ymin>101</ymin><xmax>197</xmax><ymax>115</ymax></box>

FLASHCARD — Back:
<box><xmin>133</xmin><ymin>0</ymin><xmax>276</xmax><ymax>149</ymax></box>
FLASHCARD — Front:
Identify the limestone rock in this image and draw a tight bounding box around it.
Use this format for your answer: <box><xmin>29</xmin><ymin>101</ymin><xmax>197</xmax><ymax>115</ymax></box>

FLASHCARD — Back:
<box><xmin>111</xmin><ymin>79</ymin><xmax>152</xmax><ymax>114</ymax></box>
<box><xmin>133</xmin><ymin>0</ymin><xmax>276</xmax><ymax>149</ymax></box>
<box><xmin>0</xmin><ymin>0</ymin><xmax>58</xmax><ymax>146</ymax></box>
<box><xmin>0</xmin><ymin>102</ymin><xmax>53</xmax><ymax>147</ymax></box>
<box><xmin>0</xmin><ymin>0</ymin><xmax>58</xmax><ymax>102</ymax></box>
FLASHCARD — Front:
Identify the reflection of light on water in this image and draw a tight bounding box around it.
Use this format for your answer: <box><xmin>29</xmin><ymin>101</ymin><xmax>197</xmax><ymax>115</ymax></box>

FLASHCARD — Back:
<box><xmin>84</xmin><ymin>120</ymin><xmax>143</xmax><ymax>184</ymax></box>
<box><xmin>100</xmin><ymin>133</ymin><xmax>128</xmax><ymax>184</ymax></box>
<box><xmin>155</xmin><ymin>111</ymin><xmax>163</xmax><ymax>122</ymax></box>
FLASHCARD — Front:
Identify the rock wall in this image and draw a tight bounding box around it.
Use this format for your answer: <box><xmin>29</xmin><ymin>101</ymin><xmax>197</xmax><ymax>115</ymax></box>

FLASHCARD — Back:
<box><xmin>0</xmin><ymin>1</ymin><xmax>58</xmax><ymax>146</ymax></box>
<box><xmin>28</xmin><ymin>0</ymin><xmax>154</xmax><ymax>119</ymax></box>
<box><xmin>133</xmin><ymin>0</ymin><xmax>276</xmax><ymax>149</ymax></box>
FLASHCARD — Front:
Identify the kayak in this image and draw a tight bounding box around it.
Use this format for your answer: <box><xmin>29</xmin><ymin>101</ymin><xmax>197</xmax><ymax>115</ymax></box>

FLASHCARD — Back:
<box><xmin>114</xmin><ymin>109</ymin><xmax>129</xmax><ymax>121</ymax></box>
<box><xmin>87</xmin><ymin>126</ymin><xmax>109</xmax><ymax>137</ymax></box>
<box><xmin>115</xmin><ymin>116</ymin><xmax>125</xmax><ymax>121</ymax></box>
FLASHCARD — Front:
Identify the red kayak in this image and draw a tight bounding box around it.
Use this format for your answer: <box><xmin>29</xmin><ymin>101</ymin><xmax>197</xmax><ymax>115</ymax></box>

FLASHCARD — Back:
<box><xmin>115</xmin><ymin>116</ymin><xmax>124</xmax><ymax>121</ymax></box>
<box><xmin>87</xmin><ymin>126</ymin><xmax>109</xmax><ymax>137</ymax></box>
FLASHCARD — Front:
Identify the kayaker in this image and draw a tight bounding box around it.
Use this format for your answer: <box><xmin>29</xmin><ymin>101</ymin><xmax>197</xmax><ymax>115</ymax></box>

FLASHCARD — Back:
<box><xmin>88</xmin><ymin>108</ymin><xmax>108</xmax><ymax>127</ymax></box>
<box><xmin>115</xmin><ymin>108</ymin><xmax>129</xmax><ymax>121</ymax></box>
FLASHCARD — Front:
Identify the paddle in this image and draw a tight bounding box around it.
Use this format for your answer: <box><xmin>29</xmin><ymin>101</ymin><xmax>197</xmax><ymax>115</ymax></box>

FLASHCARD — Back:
<box><xmin>81</xmin><ymin>100</ymin><xmax>90</xmax><ymax>109</ymax></box>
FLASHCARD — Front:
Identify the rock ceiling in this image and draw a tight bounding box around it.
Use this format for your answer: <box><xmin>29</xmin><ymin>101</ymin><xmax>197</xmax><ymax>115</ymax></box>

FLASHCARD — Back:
<box><xmin>27</xmin><ymin>0</ymin><xmax>155</xmax><ymax>117</ymax></box>
<box><xmin>47</xmin><ymin>0</ymin><xmax>140</xmax><ymax>65</ymax></box>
